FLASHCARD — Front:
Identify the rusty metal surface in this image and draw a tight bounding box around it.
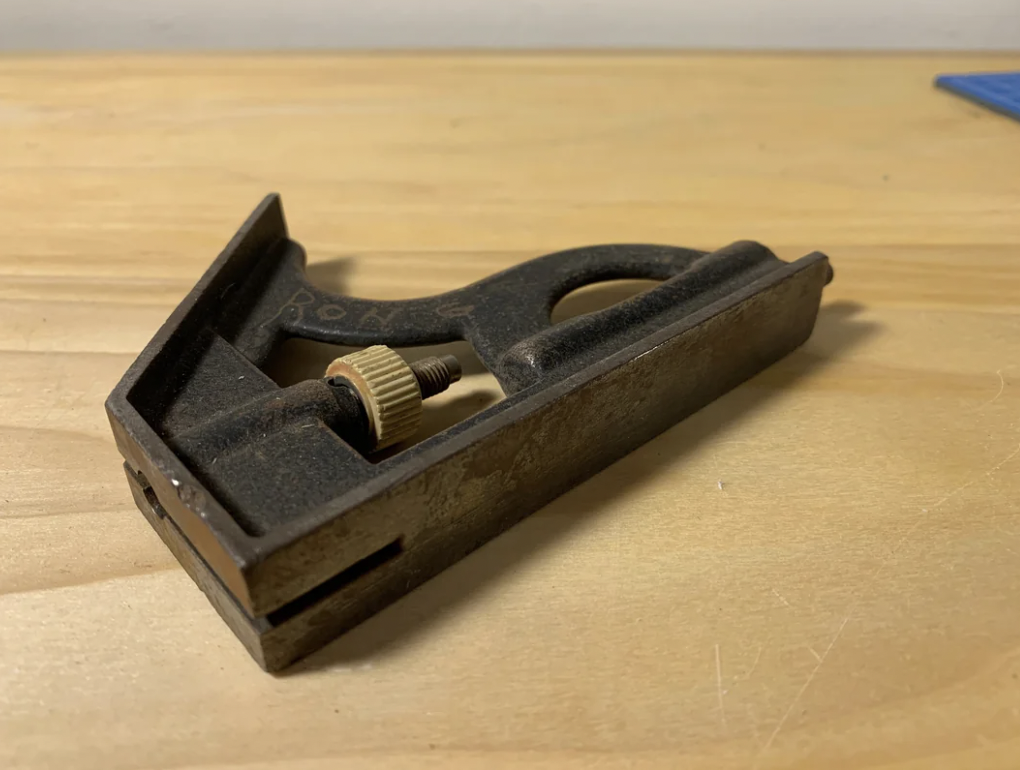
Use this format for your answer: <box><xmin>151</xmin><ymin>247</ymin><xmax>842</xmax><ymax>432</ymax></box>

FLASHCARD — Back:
<box><xmin>106</xmin><ymin>194</ymin><xmax>833</xmax><ymax>671</ymax></box>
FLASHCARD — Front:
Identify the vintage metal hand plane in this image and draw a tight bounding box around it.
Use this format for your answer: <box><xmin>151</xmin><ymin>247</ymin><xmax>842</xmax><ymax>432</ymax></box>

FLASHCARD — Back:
<box><xmin>106</xmin><ymin>194</ymin><xmax>833</xmax><ymax>671</ymax></box>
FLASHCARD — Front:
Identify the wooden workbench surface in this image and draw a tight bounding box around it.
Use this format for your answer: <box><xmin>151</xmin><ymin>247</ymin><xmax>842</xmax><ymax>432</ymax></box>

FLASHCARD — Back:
<box><xmin>3</xmin><ymin>54</ymin><xmax>1020</xmax><ymax>770</ymax></box>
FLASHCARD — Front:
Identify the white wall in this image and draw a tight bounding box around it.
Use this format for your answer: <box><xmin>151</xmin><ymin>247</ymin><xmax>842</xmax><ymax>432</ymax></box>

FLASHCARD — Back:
<box><xmin>1</xmin><ymin>0</ymin><xmax>1018</xmax><ymax>50</ymax></box>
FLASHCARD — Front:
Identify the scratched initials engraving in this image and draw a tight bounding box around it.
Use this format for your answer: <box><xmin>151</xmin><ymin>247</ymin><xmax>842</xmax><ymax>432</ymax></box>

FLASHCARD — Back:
<box><xmin>359</xmin><ymin>307</ymin><xmax>400</xmax><ymax>327</ymax></box>
<box><xmin>436</xmin><ymin>303</ymin><xmax>475</xmax><ymax>319</ymax></box>
<box><xmin>285</xmin><ymin>289</ymin><xmax>316</xmax><ymax>317</ymax></box>
<box><xmin>257</xmin><ymin>289</ymin><xmax>316</xmax><ymax>338</ymax></box>
<box><xmin>316</xmin><ymin>304</ymin><xmax>347</xmax><ymax>321</ymax></box>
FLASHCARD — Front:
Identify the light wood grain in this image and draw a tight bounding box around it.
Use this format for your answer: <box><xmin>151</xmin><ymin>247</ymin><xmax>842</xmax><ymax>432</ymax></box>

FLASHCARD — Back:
<box><xmin>3</xmin><ymin>53</ymin><xmax>1020</xmax><ymax>770</ymax></box>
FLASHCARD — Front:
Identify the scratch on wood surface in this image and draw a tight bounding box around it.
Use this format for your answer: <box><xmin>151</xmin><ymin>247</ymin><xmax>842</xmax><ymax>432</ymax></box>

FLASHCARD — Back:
<box><xmin>34</xmin><ymin>400</ymin><xmax>57</xmax><ymax>429</ymax></box>
<box><xmin>885</xmin><ymin>440</ymin><xmax>1020</xmax><ymax>562</ymax></box>
<box><xmin>715</xmin><ymin>643</ymin><xmax>728</xmax><ymax>730</ymax></box>
<box><xmin>925</xmin><ymin>441</ymin><xmax>1020</xmax><ymax>516</ymax></box>
<box><xmin>753</xmin><ymin>615</ymin><xmax>849</xmax><ymax>767</ymax></box>
<box><xmin>753</xmin><ymin>440</ymin><xmax>1020</xmax><ymax>769</ymax></box>
<box><xmin>977</xmin><ymin>367</ymin><xmax>1009</xmax><ymax>411</ymax></box>
<box><xmin>994</xmin><ymin>523</ymin><xmax>1020</xmax><ymax>539</ymax></box>
<box><xmin>987</xmin><ymin>443</ymin><xmax>1020</xmax><ymax>479</ymax></box>
<box><xmin>770</xmin><ymin>587</ymin><xmax>791</xmax><ymax>608</ymax></box>
<box><xmin>807</xmin><ymin>646</ymin><xmax>821</xmax><ymax>662</ymax></box>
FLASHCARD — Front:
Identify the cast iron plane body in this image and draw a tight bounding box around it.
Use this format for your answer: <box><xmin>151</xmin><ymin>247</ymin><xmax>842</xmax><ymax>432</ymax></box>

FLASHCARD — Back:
<box><xmin>106</xmin><ymin>195</ymin><xmax>833</xmax><ymax>671</ymax></box>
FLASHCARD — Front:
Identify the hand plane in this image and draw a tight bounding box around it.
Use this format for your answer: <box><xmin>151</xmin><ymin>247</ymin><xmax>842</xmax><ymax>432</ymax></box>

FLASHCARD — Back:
<box><xmin>106</xmin><ymin>194</ymin><xmax>833</xmax><ymax>671</ymax></box>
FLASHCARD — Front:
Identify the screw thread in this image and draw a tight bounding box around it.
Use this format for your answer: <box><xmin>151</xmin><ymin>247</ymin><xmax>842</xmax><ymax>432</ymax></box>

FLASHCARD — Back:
<box><xmin>410</xmin><ymin>355</ymin><xmax>462</xmax><ymax>398</ymax></box>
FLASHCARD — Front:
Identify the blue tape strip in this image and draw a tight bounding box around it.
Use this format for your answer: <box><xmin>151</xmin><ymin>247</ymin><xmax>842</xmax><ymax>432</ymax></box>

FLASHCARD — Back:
<box><xmin>935</xmin><ymin>72</ymin><xmax>1020</xmax><ymax>123</ymax></box>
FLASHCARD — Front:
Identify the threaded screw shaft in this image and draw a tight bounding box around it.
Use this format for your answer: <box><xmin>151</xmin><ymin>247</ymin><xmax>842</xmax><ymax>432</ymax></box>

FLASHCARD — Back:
<box><xmin>409</xmin><ymin>354</ymin><xmax>462</xmax><ymax>398</ymax></box>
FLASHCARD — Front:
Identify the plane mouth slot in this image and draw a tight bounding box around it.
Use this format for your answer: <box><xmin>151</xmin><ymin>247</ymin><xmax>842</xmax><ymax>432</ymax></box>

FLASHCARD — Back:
<box><xmin>266</xmin><ymin>538</ymin><xmax>405</xmax><ymax>626</ymax></box>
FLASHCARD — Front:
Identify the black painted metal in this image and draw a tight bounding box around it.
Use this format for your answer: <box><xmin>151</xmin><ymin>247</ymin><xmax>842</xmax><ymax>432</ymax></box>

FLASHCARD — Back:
<box><xmin>106</xmin><ymin>194</ymin><xmax>833</xmax><ymax>671</ymax></box>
